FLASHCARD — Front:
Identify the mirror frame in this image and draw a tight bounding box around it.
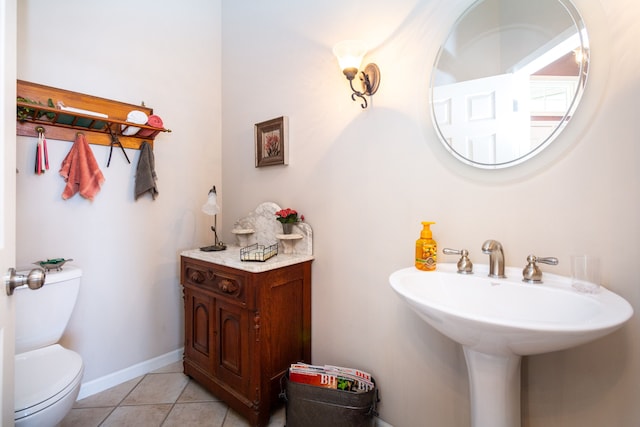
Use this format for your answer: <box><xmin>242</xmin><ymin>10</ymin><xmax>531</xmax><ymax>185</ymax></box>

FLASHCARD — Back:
<box><xmin>430</xmin><ymin>0</ymin><xmax>589</xmax><ymax>169</ymax></box>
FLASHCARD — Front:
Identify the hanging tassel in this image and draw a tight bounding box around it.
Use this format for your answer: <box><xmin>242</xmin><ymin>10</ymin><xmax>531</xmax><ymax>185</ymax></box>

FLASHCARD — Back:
<box><xmin>42</xmin><ymin>133</ymin><xmax>49</xmax><ymax>170</ymax></box>
<box><xmin>40</xmin><ymin>141</ymin><xmax>45</xmax><ymax>172</ymax></box>
<box><xmin>34</xmin><ymin>128</ymin><xmax>48</xmax><ymax>175</ymax></box>
<box><xmin>36</xmin><ymin>130</ymin><xmax>43</xmax><ymax>174</ymax></box>
<box><xmin>34</xmin><ymin>144</ymin><xmax>39</xmax><ymax>174</ymax></box>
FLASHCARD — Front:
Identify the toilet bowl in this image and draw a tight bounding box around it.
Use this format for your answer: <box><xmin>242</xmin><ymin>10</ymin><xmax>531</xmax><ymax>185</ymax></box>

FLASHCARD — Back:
<box><xmin>15</xmin><ymin>345</ymin><xmax>84</xmax><ymax>426</ymax></box>
<box><xmin>13</xmin><ymin>265</ymin><xmax>84</xmax><ymax>427</ymax></box>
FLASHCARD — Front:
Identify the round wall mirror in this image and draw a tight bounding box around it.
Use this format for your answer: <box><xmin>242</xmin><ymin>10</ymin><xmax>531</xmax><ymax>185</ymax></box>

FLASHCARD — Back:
<box><xmin>430</xmin><ymin>0</ymin><xmax>589</xmax><ymax>169</ymax></box>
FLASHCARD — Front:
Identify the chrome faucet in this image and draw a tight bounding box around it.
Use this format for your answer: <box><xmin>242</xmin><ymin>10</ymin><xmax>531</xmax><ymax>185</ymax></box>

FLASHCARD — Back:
<box><xmin>481</xmin><ymin>240</ymin><xmax>506</xmax><ymax>278</ymax></box>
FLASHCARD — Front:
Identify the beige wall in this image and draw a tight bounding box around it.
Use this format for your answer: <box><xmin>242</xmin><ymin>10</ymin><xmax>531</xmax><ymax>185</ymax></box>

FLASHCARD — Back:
<box><xmin>16</xmin><ymin>0</ymin><xmax>221</xmax><ymax>384</ymax></box>
<box><xmin>220</xmin><ymin>0</ymin><xmax>640</xmax><ymax>426</ymax></box>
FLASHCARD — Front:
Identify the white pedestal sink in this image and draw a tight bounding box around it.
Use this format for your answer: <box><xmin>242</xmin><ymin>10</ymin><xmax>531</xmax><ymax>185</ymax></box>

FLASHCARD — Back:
<box><xmin>389</xmin><ymin>263</ymin><xmax>633</xmax><ymax>427</ymax></box>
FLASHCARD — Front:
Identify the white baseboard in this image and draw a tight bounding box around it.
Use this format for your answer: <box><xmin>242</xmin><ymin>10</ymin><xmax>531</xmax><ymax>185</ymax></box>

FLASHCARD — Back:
<box><xmin>77</xmin><ymin>348</ymin><xmax>183</xmax><ymax>400</ymax></box>
<box><xmin>376</xmin><ymin>417</ymin><xmax>393</xmax><ymax>427</ymax></box>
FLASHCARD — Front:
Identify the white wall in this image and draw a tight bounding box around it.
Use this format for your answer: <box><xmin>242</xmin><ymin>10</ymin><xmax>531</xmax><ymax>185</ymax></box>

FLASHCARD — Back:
<box><xmin>220</xmin><ymin>0</ymin><xmax>640</xmax><ymax>426</ymax></box>
<box><xmin>16</xmin><ymin>0</ymin><xmax>221</xmax><ymax>384</ymax></box>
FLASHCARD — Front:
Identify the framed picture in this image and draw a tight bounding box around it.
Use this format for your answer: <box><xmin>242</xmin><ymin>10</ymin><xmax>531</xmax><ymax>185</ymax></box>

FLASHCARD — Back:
<box><xmin>255</xmin><ymin>116</ymin><xmax>288</xmax><ymax>167</ymax></box>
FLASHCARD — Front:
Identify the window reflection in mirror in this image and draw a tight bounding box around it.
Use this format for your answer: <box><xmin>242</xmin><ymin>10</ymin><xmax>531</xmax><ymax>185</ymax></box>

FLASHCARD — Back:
<box><xmin>430</xmin><ymin>0</ymin><xmax>589</xmax><ymax>169</ymax></box>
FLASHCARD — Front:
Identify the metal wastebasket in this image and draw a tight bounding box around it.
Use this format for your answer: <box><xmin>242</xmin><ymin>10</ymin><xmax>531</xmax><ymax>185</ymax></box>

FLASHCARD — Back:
<box><xmin>281</xmin><ymin>373</ymin><xmax>379</xmax><ymax>427</ymax></box>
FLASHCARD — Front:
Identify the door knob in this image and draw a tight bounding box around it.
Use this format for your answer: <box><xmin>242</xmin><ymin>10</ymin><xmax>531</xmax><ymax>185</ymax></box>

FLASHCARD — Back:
<box><xmin>5</xmin><ymin>268</ymin><xmax>46</xmax><ymax>296</ymax></box>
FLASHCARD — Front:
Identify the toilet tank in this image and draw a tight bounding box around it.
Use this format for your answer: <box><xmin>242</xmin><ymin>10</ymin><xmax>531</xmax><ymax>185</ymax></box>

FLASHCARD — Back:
<box><xmin>14</xmin><ymin>265</ymin><xmax>81</xmax><ymax>354</ymax></box>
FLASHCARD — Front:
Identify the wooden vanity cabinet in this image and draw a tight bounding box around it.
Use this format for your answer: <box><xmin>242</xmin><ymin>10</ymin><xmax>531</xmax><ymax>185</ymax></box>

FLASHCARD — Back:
<box><xmin>180</xmin><ymin>255</ymin><xmax>312</xmax><ymax>427</ymax></box>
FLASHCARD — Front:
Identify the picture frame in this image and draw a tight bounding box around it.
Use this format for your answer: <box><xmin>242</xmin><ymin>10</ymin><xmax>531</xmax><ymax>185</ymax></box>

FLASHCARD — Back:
<box><xmin>255</xmin><ymin>116</ymin><xmax>288</xmax><ymax>167</ymax></box>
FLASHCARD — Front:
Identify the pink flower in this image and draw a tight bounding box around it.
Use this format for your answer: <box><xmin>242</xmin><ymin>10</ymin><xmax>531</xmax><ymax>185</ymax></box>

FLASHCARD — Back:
<box><xmin>275</xmin><ymin>208</ymin><xmax>303</xmax><ymax>224</ymax></box>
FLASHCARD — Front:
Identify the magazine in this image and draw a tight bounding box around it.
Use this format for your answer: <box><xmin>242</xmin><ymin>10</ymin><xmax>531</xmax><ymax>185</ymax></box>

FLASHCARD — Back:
<box><xmin>288</xmin><ymin>363</ymin><xmax>374</xmax><ymax>392</ymax></box>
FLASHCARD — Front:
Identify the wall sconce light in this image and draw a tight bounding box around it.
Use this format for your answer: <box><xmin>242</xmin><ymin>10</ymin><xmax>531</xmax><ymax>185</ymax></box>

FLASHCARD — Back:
<box><xmin>332</xmin><ymin>40</ymin><xmax>380</xmax><ymax>109</ymax></box>
<box><xmin>200</xmin><ymin>185</ymin><xmax>226</xmax><ymax>252</ymax></box>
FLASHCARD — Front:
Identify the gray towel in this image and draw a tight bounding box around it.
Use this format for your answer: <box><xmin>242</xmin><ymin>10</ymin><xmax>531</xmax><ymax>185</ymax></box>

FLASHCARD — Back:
<box><xmin>135</xmin><ymin>142</ymin><xmax>158</xmax><ymax>200</ymax></box>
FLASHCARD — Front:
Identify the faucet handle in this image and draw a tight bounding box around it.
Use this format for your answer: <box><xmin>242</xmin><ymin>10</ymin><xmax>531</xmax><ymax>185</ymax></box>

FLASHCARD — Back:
<box><xmin>536</xmin><ymin>256</ymin><xmax>559</xmax><ymax>265</ymax></box>
<box><xmin>522</xmin><ymin>255</ymin><xmax>558</xmax><ymax>283</ymax></box>
<box><xmin>443</xmin><ymin>248</ymin><xmax>473</xmax><ymax>274</ymax></box>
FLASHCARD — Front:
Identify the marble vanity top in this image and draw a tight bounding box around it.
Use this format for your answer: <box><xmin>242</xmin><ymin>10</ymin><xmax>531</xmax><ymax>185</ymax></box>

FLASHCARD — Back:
<box><xmin>181</xmin><ymin>247</ymin><xmax>314</xmax><ymax>273</ymax></box>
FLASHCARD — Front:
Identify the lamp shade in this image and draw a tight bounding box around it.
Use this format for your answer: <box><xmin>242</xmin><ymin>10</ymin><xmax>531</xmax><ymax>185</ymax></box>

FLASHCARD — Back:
<box><xmin>201</xmin><ymin>191</ymin><xmax>220</xmax><ymax>216</ymax></box>
<box><xmin>332</xmin><ymin>40</ymin><xmax>367</xmax><ymax>71</ymax></box>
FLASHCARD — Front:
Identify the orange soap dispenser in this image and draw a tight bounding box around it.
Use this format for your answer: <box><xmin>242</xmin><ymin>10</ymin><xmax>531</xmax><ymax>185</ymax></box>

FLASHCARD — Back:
<box><xmin>415</xmin><ymin>221</ymin><xmax>437</xmax><ymax>271</ymax></box>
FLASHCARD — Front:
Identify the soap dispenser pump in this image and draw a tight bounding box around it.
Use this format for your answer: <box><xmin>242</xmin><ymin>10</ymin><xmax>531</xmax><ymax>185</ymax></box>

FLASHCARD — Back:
<box><xmin>415</xmin><ymin>222</ymin><xmax>437</xmax><ymax>271</ymax></box>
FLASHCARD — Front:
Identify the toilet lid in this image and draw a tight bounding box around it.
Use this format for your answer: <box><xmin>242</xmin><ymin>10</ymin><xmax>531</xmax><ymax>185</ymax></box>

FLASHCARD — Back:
<box><xmin>15</xmin><ymin>344</ymin><xmax>83</xmax><ymax>414</ymax></box>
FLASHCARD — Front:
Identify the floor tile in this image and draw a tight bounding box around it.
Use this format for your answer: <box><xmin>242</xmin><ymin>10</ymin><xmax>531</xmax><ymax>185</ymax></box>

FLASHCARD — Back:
<box><xmin>177</xmin><ymin>379</ymin><xmax>221</xmax><ymax>403</ymax></box>
<box><xmin>163</xmin><ymin>401</ymin><xmax>228</xmax><ymax>427</ymax></box>
<box><xmin>221</xmin><ymin>409</ymin><xmax>252</xmax><ymax>427</ymax></box>
<box><xmin>100</xmin><ymin>404</ymin><xmax>173</xmax><ymax>427</ymax></box>
<box><xmin>121</xmin><ymin>372</ymin><xmax>189</xmax><ymax>405</ymax></box>
<box><xmin>59</xmin><ymin>406</ymin><xmax>113</xmax><ymax>427</ymax></box>
<box><xmin>220</xmin><ymin>408</ymin><xmax>285</xmax><ymax>427</ymax></box>
<box><xmin>73</xmin><ymin>376</ymin><xmax>143</xmax><ymax>408</ymax></box>
<box><xmin>152</xmin><ymin>361</ymin><xmax>184</xmax><ymax>374</ymax></box>
<box><xmin>61</xmin><ymin>363</ymin><xmax>287</xmax><ymax>427</ymax></box>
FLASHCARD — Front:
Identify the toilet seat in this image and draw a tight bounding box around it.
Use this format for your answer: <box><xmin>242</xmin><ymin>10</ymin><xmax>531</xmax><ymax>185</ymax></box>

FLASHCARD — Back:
<box><xmin>15</xmin><ymin>344</ymin><xmax>84</xmax><ymax>422</ymax></box>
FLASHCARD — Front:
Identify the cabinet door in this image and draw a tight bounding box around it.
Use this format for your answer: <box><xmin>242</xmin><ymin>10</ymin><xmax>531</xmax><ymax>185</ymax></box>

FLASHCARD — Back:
<box><xmin>184</xmin><ymin>287</ymin><xmax>215</xmax><ymax>371</ymax></box>
<box><xmin>215</xmin><ymin>297</ymin><xmax>253</xmax><ymax>399</ymax></box>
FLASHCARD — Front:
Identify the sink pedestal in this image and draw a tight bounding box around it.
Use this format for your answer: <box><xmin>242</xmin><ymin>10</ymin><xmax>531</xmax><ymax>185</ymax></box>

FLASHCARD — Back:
<box><xmin>464</xmin><ymin>348</ymin><xmax>521</xmax><ymax>427</ymax></box>
<box><xmin>390</xmin><ymin>264</ymin><xmax>634</xmax><ymax>427</ymax></box>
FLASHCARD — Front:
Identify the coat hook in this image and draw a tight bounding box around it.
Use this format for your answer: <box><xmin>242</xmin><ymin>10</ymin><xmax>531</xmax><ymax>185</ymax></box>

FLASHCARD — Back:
<box><xmin>35</xmin><ymin>126</ymin><xmax>45</xmax><ymax>134</ymax></box>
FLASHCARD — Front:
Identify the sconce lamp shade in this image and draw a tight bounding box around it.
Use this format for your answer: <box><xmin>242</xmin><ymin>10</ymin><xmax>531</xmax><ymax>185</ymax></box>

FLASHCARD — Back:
<box><xmin>333</xmin><ymin>40</ymin><xmax>367</xmax><ymax>76</ymax></box>
<box><xmin>202</xmin><ymin>188</ymin><xmax>220</xmax><ymax>216</ymax></box>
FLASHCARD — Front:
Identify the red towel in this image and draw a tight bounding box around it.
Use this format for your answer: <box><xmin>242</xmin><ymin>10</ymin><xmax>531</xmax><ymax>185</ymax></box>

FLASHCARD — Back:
<box><xmin>59</xmin><ymin>133</ymin><xmax>105</xmax><ymax>201</ymax></box>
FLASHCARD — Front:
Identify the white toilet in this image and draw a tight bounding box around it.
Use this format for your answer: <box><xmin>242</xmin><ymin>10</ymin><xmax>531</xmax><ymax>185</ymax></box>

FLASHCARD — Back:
<box><xmin>13</xmin><ymin>265</ymin><xmax>84</xmax><ymax>426</ymax></box>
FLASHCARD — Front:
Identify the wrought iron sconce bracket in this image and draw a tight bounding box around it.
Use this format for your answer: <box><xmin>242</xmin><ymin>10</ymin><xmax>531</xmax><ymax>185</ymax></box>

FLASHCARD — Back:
<box><xmin>343</xmin><ymin>64</ymin><xmax>380</xmax><ymax>109</ymax></box>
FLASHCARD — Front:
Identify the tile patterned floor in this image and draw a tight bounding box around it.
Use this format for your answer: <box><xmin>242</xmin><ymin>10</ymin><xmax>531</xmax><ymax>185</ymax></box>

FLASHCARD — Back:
<box><xmin>60</xmin><ymin>362</ymin><xmax>285</xmax><ymax>427</ymax></box>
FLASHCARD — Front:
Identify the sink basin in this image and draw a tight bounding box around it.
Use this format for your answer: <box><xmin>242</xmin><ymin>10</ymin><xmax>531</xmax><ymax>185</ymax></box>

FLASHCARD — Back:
<box><xmin>390</xmin><ymin>263</ymin><xmax>633</xmax><ymax>356</ymax></box>
<box><xmin>390</xmin><ymin>263</ymin><xmax>633</xmax><ymax>427</ymax></box>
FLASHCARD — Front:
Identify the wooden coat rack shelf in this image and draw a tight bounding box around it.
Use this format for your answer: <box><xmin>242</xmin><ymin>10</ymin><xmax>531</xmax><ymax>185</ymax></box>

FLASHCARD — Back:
<box><xmin>16</xmin><ymin>80</ymin><xmax>171</xmax><ymax>150</ymax></box>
